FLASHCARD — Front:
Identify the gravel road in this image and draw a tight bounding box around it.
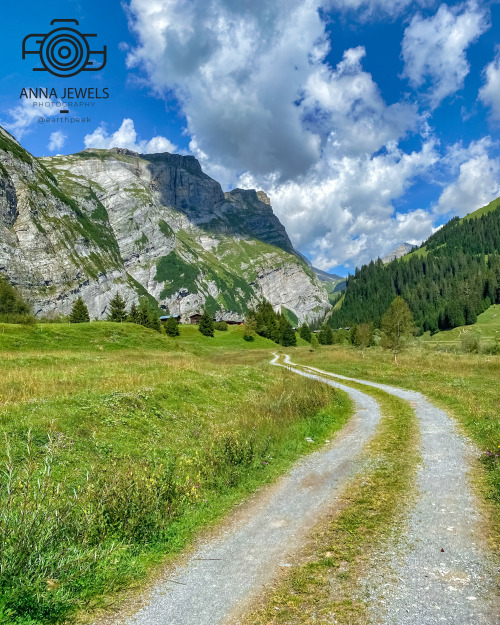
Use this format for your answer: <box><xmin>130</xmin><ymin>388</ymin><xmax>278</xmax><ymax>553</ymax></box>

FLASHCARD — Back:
<box><xmin>285</xmin><ymin>355</ymin><xmax>500</xmax><ymax>625</ymax></box>
<box><xmin>125</xmin><ymin>356</ymin><xmax>382</xmax><ymax>625</ymax></box>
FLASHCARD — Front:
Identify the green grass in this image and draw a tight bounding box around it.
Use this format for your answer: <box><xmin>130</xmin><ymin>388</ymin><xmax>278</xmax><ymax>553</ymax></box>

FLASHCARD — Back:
<box><xmin>245</xmin><ymin>368</ymin><xmax>419</xmax><ymax>625</ymax></box>
<box><xmin>0</xmin><ymin>325</ymin><xmax>351</xmax><ymax>624</ymax></box>
<box><xmin>463</xmin><ymin>196</ymin><xmax>500</xmax><ymax>221</ymax></box>
<box><xmin>0</xmin><ymin>322</ymin><xmax>281</xmax><ymax>354</ymax></box>
<box><xmin>292</xmin><ymin>346</ymin><xmax>500</xmax><ymax>531</ymax></box>
<box><xmin>420</xmin><ymin>303</ymin><xmax>500</xmax><ymax>347</ymax></box>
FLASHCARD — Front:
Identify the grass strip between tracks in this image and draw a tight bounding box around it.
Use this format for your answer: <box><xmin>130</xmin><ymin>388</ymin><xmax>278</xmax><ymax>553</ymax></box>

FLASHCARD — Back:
<box><xmin>245</xmin><ymin>371</ymin><xmax>420</xmax><ymax>625</ymax></box>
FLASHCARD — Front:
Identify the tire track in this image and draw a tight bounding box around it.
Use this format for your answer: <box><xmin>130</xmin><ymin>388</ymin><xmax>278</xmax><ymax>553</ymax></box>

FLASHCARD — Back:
<box><xmin>284</xmin><ymin>354</ymin><xmax>500</xmax><ymax>625</ymax></box>
<box><xmin>125</xmin><ymin>357</ymin><xmax>382</xmax><ymax>625</ymax></box>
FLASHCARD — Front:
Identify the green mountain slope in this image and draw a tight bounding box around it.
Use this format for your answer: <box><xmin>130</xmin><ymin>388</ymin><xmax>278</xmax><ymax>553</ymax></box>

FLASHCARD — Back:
<box><xmin>330</xmin><ymin>199</ymin><xmax>500</xmax><ymax>333</ymax></box>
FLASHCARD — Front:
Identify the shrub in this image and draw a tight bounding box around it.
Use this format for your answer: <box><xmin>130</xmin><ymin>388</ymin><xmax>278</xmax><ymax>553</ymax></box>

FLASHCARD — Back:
<box><xmin>214</xmin><ymin>321</ymin><xmax>228</xmax><ymax>331</ymax></box>
<box><xmin>0</xmin><ymin>275</ymin><xmax>34</xmax><ymax>324</ymax></box>
<box><xmin>461</xmin><ymin>331</ymin><xmax>481</xmax><ymax>354</ymax></box>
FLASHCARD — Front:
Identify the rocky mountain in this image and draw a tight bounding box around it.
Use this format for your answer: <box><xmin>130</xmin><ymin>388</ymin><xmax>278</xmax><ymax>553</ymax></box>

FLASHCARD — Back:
<box><xmin>0</xmin><ymin>127</ymin><xmax>329</xmax><ymax>323</ymax></box>
<box><xmin>381</xmin><ymin>242</ymin><xmax>413</xmax><ymax>264</ymax></box>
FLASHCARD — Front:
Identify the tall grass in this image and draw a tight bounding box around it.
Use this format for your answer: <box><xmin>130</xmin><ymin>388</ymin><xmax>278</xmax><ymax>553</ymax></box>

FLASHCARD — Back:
<box><xmin>0</xmin><ymin>362</ymin><xmax>350</xmax><ymax>624</ymax></box>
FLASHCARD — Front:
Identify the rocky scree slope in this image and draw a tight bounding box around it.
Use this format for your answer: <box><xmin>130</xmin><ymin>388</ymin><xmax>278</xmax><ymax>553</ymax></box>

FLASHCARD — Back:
<box><xmin>0</xmin><ymin>128</ymin><xmax>329</xmax><ymax>322</ymax></box>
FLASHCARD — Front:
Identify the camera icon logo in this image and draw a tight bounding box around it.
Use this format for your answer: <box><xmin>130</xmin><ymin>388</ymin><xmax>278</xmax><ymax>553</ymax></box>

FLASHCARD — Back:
<box><xmin>22</xmin><ymin>19</ymin><xmax>107</xmax><ymax>78</ymax></box>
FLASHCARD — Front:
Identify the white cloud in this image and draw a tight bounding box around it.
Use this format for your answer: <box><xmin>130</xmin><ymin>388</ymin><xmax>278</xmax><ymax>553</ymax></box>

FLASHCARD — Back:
<box><xmin>84</xmin><ymin>118</ymin><xmax>177</xmax><ymax>154</ymax></box>
<box><xmin>124</xmin><ymin>0</ymin><xmax>467</xmax><ymax>269</ymax></box>
<box><xmin>402</xmin><ymin>2</ymin><xmax>489</xmax><ymax>108</ymax></box>
<box><xmin>1</xmin><ymin>98</ymin><xmax>59</xmax><ymax>140</ymax></box>
<box><xmin>48</xmin><ymin>131</ymin><xmax>67</xmax><ymax>152</ymax></box>
<box><xmin>479</xmin><ymin>48</ymin><xmax>500</xmax><ymax>121</ymax></box>
<box><xmin>435</xmin><ymin>138</ymin><xmax>500</xmax><ymax>217</ymax></box>
<box><xmin>240</xmin><ymin>140</ymin><xmax>438</xmax><ymax>270</ymax></box>
<box><xmin>327</xmin><ymin>0</ymin><xmax>430</xmax><ymax>20</ymax></box>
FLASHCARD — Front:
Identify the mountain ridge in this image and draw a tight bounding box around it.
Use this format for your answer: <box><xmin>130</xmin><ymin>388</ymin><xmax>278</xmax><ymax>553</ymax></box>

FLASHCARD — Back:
<box><xmin>0</xmin><ymin>128</ymin><xmax>329</xmax><ymax>323</ymax></box>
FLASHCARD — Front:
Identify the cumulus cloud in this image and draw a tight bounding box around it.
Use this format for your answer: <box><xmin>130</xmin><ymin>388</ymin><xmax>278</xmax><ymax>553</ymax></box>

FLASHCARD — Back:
<box><xmin>240</xmin><ymin>140</ymin><xmax>439</xmax><ymax>270</ymax></box>
<box><xmin>435</xmin><ymin>138</ymin><xmax>500</xmax><ymax>216</ymax></box>
<box><xmin>124</xmin><ymin>0</ymin><xmax>487</xmax><ymax>270</ymax></box>
<box><xmin>479</xmin><ymin>48</ymin><xmax>500</xmax><ymax>121</ymax></box>
<box><xmin>48</xmin><ymin>131</ymin><xmax>67</xmax><ymax>152</ymax></box>
<box><xmin>1</xmin><ymin>98</ymin><xmax>59</xmax><ymax>140</ymax></box>
<box><xmin>84</xmin><ymin>118</ymin><xmax>177</xmax><ymax>154</ymax></box>
<box><xmin>402</xmin><ymin>2</ymin><xmax>489</xmax><ymax>108</ymax></box>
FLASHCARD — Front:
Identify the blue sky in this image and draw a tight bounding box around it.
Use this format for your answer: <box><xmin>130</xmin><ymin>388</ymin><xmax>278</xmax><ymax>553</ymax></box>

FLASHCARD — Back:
<box><xmin>2</xmin><ymin>1</ymin><xmax>500</xmax><ymax>274</ymax></box>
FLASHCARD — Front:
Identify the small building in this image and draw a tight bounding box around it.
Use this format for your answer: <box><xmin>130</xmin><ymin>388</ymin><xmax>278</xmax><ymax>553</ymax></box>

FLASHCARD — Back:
<box><xmin>160</xmin><ymin>315</ymin><xmax>180</xmax><ymax>324</ymax></box>
<box><xmin>226</xmin><ymin>319</ymin><xmax>244</xmax><ymax>325</ymax></box>
<box><xmin>189</xmin><ymin>313</ymin><xmax>203</xmax><ymax>325</ymax></box>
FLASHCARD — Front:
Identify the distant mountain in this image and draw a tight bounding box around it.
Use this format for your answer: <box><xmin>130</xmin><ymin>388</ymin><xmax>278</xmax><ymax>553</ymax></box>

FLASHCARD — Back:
<box><xmin>0</xmin><ymin>128</ymin><xmax>329</xmax><ymax>323</ymax></box>
<box><xmin>330</xmin><ymin>199</ymin><xmax>500</xmax><ymax>333</ymax></box>
<box><xmin>382</xmin><ymin>242</ymin><xmax>413</xmax><ymax>264</ymax></box>
<box><xmin>295</xmin><ymin>252</ymin><xmax>346</xmax><ymax>302</ymax></box>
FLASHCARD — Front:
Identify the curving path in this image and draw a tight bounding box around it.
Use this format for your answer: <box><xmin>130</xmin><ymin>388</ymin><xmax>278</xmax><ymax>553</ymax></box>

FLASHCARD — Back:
<box><xmin>125</xmin><ymin>356</ymin><xmax>382</xmax><ymax>625</ymax></box>
<box><xmin>283</xmin><ymin>354</ymin><xmax>499</xmax><ymax>625</ymax></box>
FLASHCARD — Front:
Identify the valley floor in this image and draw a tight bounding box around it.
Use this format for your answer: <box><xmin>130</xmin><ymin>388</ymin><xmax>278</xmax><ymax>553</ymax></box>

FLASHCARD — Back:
<box><xmin>0</xmin><ymin>323</ymin><xmax>499</xmax><ymax>624</ymax></box>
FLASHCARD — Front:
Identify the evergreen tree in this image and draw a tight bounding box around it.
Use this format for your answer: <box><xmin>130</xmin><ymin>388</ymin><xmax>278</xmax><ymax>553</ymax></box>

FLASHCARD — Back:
<box><xmin>127</xmin><ymin>303</ymin><xmax>139</xmax><ymax>324</ymax></box>
<box><xmin>310</xmin><ymin>333</ymin><xmax>319</xmax><ymax>349</ymax></box>
<box><xmin>381</xmin><ymin>297</ymin><xmax>415</xmax><ymax>363</ymax></box>
<box><xmin>165</xmin><ymin>316</ymin><xmax>180</xmax><ymax>337</ymax></box>
<box><xmin>280</xmin><ymin>317</ymin><xmax>297</xmax><ymax>346</ymax></box>
<box><xmin>243</xmin><ymin>315</ymin><xmax>257</xmax><ymax>342</ymax></box>
<box><xmin>69</xmin><ymin>297</ymin><xmax>90</xmax><ymax>323</ymax></box>
<box><xmin>137</xmin><ymin>300</ymin><xmax>151</xmax><ymax>327</ymax></box>
<box><xmin>107</xmin><ymin>293</ymin><xmax>128</xmax><ymax>322</ymax></box>
<box><xmin>318</xmin><ymin>324</ymin><xmax>333</xmax><ymax>345</ymax></box>
<box><xmin>135</xmin><ymin>299</ymin><xmax>161</xmax><ymax>332</ymax></box>
<box><xmin>299</xmin><ymin>322</ymin><xmax>312</xmax><ymax>343</ymax></box>
<box><xmin>198</xmin><ymin>310</ymin><xmax>214</xmax><ymax>337</ymax></box>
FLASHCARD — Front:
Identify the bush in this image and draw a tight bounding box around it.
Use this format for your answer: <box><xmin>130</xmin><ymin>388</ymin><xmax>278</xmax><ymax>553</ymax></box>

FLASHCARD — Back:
<box><xmin>243</xmin><ymin>334</ymin><xmax>254</xmax><ymax>342</ymax></box>
<box><xmin>214</xmin><ymin>321</ymin><xmax>228</xmax><ymax>331</ymax></box>
<box><xmin>0</xmin><ymin>275</ymin><xmax>34</xmax><ymax>324</ymax></box>
<box><xmin>461</xmin><ymin>331</ymin><xmax>481</xmax><ymax>354</ymax></box>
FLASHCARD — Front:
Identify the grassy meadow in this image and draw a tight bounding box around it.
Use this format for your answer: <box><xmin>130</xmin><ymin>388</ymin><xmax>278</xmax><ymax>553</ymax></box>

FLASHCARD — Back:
<box><xmin>1</xmin><ymin>318</ymin><xmax>499</xmax><ymax>624</ymax></box>
<box><xmin>0</xmin><ymin>322</ymin><xmax>349</xmax><ymax>625</ymax></box>
<box><xmin>292</xmin><ymin>345</ymin><xmax>500</xmax><ymax>528</ymax></box>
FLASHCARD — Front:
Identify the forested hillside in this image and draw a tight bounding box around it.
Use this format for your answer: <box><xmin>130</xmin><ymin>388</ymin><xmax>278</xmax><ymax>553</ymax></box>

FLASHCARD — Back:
<box><xmin>330</xmin><ymin>202</ymin><xmax>500</xmax><ymax>333</ymax></box>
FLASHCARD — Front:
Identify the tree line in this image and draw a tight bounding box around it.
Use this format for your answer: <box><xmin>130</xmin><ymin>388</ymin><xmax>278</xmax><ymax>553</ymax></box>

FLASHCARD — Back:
<box><xmin>331</xmin><ymin>206</ymin><xmax>500</xmax><ymax>333</ymax></box>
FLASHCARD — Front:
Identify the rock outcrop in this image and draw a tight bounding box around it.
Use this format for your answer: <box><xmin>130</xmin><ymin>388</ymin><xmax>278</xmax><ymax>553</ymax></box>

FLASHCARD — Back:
<box><xmin>0</xmin><ymin>129</ymin><xmax>330</xmax><ymax>323</ymax></box>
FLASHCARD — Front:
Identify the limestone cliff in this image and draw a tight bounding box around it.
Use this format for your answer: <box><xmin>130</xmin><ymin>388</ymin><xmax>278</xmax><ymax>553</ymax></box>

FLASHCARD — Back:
<box><xmin>0</xmin><ymin>129</ymin><xmax>330</xmax><ymax>323</ymax></box>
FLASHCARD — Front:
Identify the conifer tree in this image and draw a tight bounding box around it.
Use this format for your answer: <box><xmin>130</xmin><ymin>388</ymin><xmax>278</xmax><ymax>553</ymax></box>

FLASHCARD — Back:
<box><xmin>69</xmin><ymin>297</ymin><xmax>90</xmax><ymax>323</ymax></box>
<box><xmin>165</xmin><ymin>316</ymin><xmax>180</xmax><ymax>337</ymax></box>
<box><xmin>127</xmin><ymin>303</ymin><xmax>139</xmax><ymax>324</ymax></box>
<box><xmin>310</xmin><ymin>333</ymin><xmax>319</xmax><ymax>350</ymax></box>
<box><xmin>107</xmin><ymin>293</ymin><xmax>128</xmax><ymax>322</ymax></box>
<box><xmin>299</xmin><ymin>322</ymin><xmax>312</xmax><ymax>343</ymax></box>
<box><xmin>137</xmin><ymin>300</ymin><xmax>151</xmax><ymax>327</ymax></box>
<box><xmin>318</xmin><ymin>324</ymin><xmax>333</xmax><ymax>345</ymax></box>
<box><xmin>280</xmin><ymin>317</ymin><xmax>297</xmax><ymax>346</ymax></box>
<box><xmin>198</xmin><ymin>310</ymin><xmax>214</xmax><ymax>337</ymax></box>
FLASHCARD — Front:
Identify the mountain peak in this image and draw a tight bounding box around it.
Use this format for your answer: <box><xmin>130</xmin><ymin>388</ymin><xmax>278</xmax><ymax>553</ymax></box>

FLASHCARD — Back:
<box><xmin>382</xmin><ymin>242</ymin><xmax>413</xmax><ymax>264</ymax></box>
